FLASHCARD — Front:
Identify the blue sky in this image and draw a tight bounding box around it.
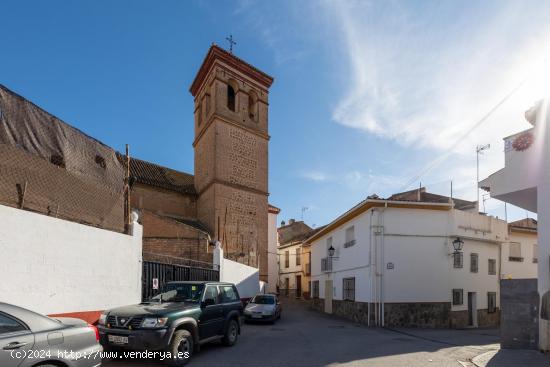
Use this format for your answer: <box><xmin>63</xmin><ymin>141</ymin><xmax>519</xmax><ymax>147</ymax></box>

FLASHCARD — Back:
<box><xmin>2</xmin><ymin>0</ymin><xmax>549</xmax><ymax>228</ymax></box>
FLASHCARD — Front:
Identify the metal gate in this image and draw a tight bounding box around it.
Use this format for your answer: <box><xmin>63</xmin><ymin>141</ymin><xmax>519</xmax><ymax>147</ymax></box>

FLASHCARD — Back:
<box><xmin>142</xmin><ymin>261</ymin><xmax>219</xmax><ymax>301</ymax></box>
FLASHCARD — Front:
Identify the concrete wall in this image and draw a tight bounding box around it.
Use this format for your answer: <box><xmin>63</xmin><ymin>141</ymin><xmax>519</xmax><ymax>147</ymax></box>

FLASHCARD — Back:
<box><xmin>0</xmin><ymin>203</ymin><xmax>142</xmax><ymax>317</ymax></box>
<box><xmin>214</xmin><ymin>243</ymin><xmax>260</xmax><ymax>299</ymax></box>
<box><xmin>501</xmin><ymin>279</ymin><xmax>539</xmax><ymax>349</ymax></box>
<box><xmin>536</xmin><ymin>100</ymin><xmax>550</xmax><ymax>351</ymax></box>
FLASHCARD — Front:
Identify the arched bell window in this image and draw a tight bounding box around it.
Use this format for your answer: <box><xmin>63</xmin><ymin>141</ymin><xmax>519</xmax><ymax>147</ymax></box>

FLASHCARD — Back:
<box><xmin>227</xmin><ymin>84</ymin><xmax>236</xmax><ymax>111</ymax></box>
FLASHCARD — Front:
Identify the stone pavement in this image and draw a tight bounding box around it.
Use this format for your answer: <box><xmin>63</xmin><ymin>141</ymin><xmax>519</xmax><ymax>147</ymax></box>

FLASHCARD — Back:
<box><xmin>472</xmin><ymin>349</ymin><xmax>550</xmax><ymax>367</ymax></box>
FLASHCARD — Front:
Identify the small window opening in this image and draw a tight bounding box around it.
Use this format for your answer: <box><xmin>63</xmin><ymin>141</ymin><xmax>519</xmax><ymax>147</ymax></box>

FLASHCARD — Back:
<box><xmin>95</xmin><ymin>155</ymin><xmax>106</xmax><ymax>169</ymax></box>
<box><xmin>50</xmin><ymin>154</ymin><xmax>65</xmax><ymax>168</ymax></box>
<box><xmin>227</xmin><ymin>85</ymin><xmax>236</xmax><ymax>111</ymax></box>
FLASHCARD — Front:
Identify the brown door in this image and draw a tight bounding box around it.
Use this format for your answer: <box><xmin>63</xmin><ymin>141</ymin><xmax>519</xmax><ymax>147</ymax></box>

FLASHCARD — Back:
<box><xmin>296</xmin><ymin>275</ymin><xmax>302</xmax><ymax>298</ymax></box>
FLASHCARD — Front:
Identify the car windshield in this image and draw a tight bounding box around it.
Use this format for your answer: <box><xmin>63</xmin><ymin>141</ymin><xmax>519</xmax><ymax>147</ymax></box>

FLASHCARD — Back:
<box><xmin>150</xmin><ymin>283</ymin><xmax>204</xmax><ymax>303</ymax></box>
<box><xmin>251</xmin><ymin>295</ymin><xmax>275</xmax><ymax>304</ymax></box>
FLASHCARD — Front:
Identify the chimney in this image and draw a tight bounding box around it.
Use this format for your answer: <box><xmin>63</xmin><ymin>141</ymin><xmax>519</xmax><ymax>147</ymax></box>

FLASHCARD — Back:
<box><xmin>280</xmin><ymin>220</ymin><xmax>286</xmax><ymax>226</ymax></box>
<box><xmin>289</xmin><ymin>218</ymin><xmax>295</xmax><ymax>225</ymax></box>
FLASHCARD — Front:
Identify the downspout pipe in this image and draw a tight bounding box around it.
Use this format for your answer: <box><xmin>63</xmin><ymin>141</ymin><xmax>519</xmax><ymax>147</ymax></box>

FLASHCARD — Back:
<box><xmin>381</xmin><ymin>201</ymin><xmax>387</xmax><ymax>327</ymax></box>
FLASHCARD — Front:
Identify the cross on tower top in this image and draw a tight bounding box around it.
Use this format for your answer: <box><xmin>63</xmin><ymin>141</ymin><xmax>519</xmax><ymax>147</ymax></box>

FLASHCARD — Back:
<box><xmin>225</xmin><ymin>35</ymin><xmax>237</xmax><ymax>53</ymax></box>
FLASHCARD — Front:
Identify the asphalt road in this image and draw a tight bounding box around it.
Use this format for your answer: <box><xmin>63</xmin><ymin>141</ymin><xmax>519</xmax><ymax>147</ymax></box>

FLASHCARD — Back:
<box><xmin>103</xmin><ymin>300</ymin><xmax>499</xmax><ymax>367</ymax></box>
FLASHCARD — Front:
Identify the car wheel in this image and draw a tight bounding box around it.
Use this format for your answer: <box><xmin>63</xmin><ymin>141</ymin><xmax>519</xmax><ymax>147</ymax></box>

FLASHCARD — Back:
<box><xmin>165</xmin><ymin>329</ymin><xmax>193</xmax><ymax>366</ymax></box>
<box><xmin>222</xmin><ymin>319</ymin><xmax>239</xmax><ymax>346</ymax></box>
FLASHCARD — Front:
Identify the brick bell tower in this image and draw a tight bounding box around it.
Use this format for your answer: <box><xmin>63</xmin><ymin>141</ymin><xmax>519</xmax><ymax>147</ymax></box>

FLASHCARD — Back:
<box><xmin>190</xmin><ymin>45</ymin><xmax>274</xmax><ymax>281</ymax></box>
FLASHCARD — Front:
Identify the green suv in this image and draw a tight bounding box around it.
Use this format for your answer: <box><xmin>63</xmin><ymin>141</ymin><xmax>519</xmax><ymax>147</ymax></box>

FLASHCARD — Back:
<box><xmin>97</xmin><ymin>281</ymin><xmax>243</xmax><ymax>365</ymax></box>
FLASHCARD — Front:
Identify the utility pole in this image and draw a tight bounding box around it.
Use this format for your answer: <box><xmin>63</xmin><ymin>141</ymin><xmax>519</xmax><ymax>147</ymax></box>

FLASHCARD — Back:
<box><xmin>476</xmin><ymin>144</ymin><xmax>490</xmax><ymax>212</ymax></box>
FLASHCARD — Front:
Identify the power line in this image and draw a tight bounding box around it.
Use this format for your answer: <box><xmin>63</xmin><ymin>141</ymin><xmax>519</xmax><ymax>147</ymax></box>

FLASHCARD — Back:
<box><xmin>400</xmin><ymin>72</ymin><xmax>531</xmax><ymax>191</ymax></box>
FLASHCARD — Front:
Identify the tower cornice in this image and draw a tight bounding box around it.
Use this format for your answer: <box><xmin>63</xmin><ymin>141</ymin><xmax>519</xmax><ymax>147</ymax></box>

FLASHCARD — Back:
<box><xmin>189</xmin><ymin>45</ymin><xmax>274</xmax><ymax>97</ymax></box>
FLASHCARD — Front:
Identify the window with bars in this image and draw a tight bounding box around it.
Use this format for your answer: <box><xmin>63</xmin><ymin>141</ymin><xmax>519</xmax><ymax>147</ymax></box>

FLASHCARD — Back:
<box><xmin>488</xmin><ymin>292</ymin><xmax>497</xmax><ymax>313</ymax></box>
<box><xmin>312</xmin><ymin>280</ymin><xmax>319</xmax><ymax>299</ymax></box>
<box><xmin>296</xmin><ymin>247</ymin><xmax>301</xmax><ymax>266</ymax></box>
<box><xmin>321</xmin><ymin>257</ymin><xmax>332</xmax><ymax>272</ymax></box>
<box><xmin>509</xmin><ymin>243</ymin><xmax>523</xmax><ymax>262</ymax></box>
<box><xmin>344</xmin><ymin>226</ymin><xmax>356</xmax><ymax>248</ymax></box>
<box><xmin>453</xmin><ymin>252</ymin><xmax>463</xmax><ymax>268</ymax></box>
<box><xmin>343</xmin><ymin>278</ymin><xmax>355</xmax><ymax>301</ymax></box>
<box><xmin>452</xmin><ymin>289</ymin><xmax>463</xmax><ymax>305</ymax></box>
<box><xmin>488</xmin><ymin>259</ymin><xmax>496</xmax><ymax>275</ymax></box>
<box><xmin>470</xmin><ymin>253</ymin><xmax>479</xmax><ymax>273</ymax></box>
<box><xmin>285</xmin><ymin>251</ymin><xmax>289</xmax><ymax>268</ymax></box>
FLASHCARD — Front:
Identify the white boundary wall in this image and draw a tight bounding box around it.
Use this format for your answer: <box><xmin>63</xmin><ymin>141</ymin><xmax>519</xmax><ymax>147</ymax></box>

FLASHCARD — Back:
<box><xmin>214</xmin><ymin>243</ymin><xmax>260</xmax><ymax>299</ymax></box>
<box><xmin>0</xmin><ymin>204</ymin><xmax>142</xmax><ymax>315</ymax></box>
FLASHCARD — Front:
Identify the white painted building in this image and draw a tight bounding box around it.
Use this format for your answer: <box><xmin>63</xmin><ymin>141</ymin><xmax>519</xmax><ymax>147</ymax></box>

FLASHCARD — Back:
<box><xmin>267</xmin><ymin>204</ymin><xmax>281</xmax><ymax>293</ymax></box>
<box><xmin>305</xmin><ymin>189</ymin><xmax>508</xmax><ymax>328</ymax></box>
<box><xmin>480</xmin><ymin>99</ymin><xmax>550</xmax><ymax>350</ymax></box>
<box><xmin>501</xmin><ymin>218</ymin><xmax>538</xmax><ymax>280</ymax></box>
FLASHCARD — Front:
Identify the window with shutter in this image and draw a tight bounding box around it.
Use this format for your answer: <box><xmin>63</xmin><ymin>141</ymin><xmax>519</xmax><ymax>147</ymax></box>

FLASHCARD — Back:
<box><xmin>470</xmin><ymin>253</ymin><xmax>479</xmax><ymax>273</ymax></box>
<box><xmin>509</xmin><ymin>243</ymin><xmax>523</xmax><ymax>262</ymax></box>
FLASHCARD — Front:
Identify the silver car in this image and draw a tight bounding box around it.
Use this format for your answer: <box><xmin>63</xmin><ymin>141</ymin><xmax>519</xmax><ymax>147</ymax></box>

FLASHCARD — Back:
<box><xmin>0</xmin><ymin>302</ymin><xmax>102</xmax><ymax>367</ymax></box>
<box><xmin>243</xmin><ymin>294</ymin><xmax>282</xmax><ymax>322</ymax></box>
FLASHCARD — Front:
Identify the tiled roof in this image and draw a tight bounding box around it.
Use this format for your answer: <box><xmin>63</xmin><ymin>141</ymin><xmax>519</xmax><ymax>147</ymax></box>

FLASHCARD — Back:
<box><xmin>509</xmin><ymin>218</ymin><xmax>537</xmax><ymax>231</ymax></box>
<box><xmin>387</xmin><ymin>187</ymin><xmax>477</xmax><ymax>211</ymax></box>
<box><xmin>130</xmin><ymin>158</ymin><xmax>196</xmax><ymax>195</ymax></box>
<box><xmin>278</xmin><ymin>221</ymin><xmax>313</xmax><ymax>246</ymax></box>
<box><xmin>268</xmin><ymin>204</ymin><xmax>281</xmax><ymax>214</ymax></box>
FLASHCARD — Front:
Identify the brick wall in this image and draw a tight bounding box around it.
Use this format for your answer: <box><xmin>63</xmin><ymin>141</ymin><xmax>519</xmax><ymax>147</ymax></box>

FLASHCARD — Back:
<box><xmin>141</xmin><ymin>211</ymin><xmax>212</xmax><ymax>264</ymax></box>
<box><xmin>131</xmin><ymin>184</ymin><xmax>197</xmax><ymax>220</ymax></box>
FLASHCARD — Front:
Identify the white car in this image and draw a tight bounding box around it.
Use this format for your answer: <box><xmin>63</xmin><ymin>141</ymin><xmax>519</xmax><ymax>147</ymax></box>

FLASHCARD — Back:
<box><xmin>243</xmin><ymin>294</ymin><xmax>281</xmax><ymax>323</ymax></box>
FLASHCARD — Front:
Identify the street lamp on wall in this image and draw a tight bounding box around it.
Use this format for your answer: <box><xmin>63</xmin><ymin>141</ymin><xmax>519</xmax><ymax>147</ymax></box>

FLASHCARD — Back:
<box><xmin>328</xmin><ymin>245</ymin><xmax>339</xmax><ymax>259</ymax></box>
<box><xmin>452</xmin><ymin>237</ymin><xmax>464</xmax><ymax>253</ymax></box>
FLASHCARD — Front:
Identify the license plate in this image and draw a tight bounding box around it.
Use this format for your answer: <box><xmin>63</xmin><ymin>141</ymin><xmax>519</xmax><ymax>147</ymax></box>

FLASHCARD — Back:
<box><xmin>252</xmin><ymin>314</ymin><xmax>262</xmax><ymax>319</ymax></box>
<box><xmin>108</xmin><ymin>335</ymin><xmax>128</xmax><ymax>345</ymax></box>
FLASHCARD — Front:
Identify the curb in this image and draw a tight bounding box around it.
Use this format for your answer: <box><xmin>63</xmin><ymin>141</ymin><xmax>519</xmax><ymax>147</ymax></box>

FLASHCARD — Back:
<box><xmin>471</xmin><ymin>350</ymin><xmax>498</xmax><ymax>367</ymax></box>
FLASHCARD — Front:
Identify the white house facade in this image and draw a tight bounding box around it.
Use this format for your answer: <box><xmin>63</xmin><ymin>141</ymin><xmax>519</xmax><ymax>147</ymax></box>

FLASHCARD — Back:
<box><xmin>267</xmin><ymin>204</ymin><xmax>281</xmax><ymax>293</ymax></box>
<box><xmin>480</xmin><ymin>99</ymin><xmax>550</xmax><ymax>351</ymax></box>
<box><xmin>501</xmin><ymin>219</ymin><xmax>538</xmax><ymax>280</ymax></box>
<box><xmin>306</xmin><ymin>190</ymin><xmax>508</xmax><ymax>328</ymax></box>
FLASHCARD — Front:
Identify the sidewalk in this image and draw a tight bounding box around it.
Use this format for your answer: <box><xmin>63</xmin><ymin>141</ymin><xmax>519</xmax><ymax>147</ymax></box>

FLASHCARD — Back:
<box><xmin>472</xmin><ymin>349</ymin><xmax>550</xmax><ymax>367</ymax></box>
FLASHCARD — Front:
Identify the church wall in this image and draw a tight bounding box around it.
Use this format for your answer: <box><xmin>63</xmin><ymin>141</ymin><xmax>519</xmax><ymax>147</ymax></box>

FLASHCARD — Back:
<box><xmin>141</xmin><ymin>211</ymin><xmax>212</xmax><ymax>265</ymax></box>
<box><xmin>194</xmin><ymin>120</ymin><xmax>216</xmax><ymax>192</ymax></box>
<box><xmin>214</xmin><ymin>120</ymin><xmax>268</xmax><ymax>193</ymax></box>
<box><xmin>212</xmin><ymin>183</ymin><xmax>268</xmax><ymax>280</ymax></box>
<box><xmin>131</xmin><ymin>183</ymin><xmax>197</xmax><ymax>220</ymax></box>
<box><xmin>143</xmin><ymin>239</ymin><xmax>212</xmax><ymax>265</ymax></box>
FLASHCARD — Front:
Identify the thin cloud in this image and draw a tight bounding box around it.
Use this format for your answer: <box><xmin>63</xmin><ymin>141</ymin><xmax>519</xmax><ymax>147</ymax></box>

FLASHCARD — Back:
<box><xmin>323</xmin><ymin>0</ymin><xmax>550</xmax><ymax>154</ymax></box>
<box><xmin>300</xmin><ymin>170</ymin><xmax>332</xmax><ymax>182</ymax></box>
